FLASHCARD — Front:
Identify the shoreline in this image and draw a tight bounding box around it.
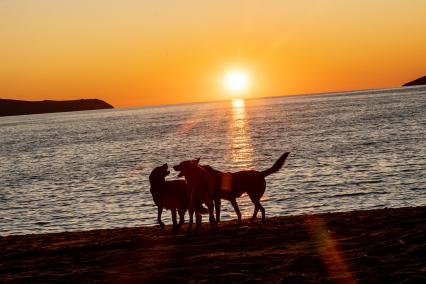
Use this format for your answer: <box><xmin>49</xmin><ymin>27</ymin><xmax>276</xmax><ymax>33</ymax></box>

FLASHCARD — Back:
<box><xmin>1</xmin><ymin>206</ymin><xmax>425</xmax><ymax>283</ymax></box>
<box><xmin>1</xmin><ymin>205</ymin><xmax>424</xmax><ymax>238</ymax></box>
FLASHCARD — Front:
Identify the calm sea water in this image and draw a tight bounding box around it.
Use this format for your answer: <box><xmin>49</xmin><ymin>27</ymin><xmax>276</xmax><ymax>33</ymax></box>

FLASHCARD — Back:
<box><xmin>1</xmin><ymin>87</ymin><xmax>426</xmax><ymax>236</ymax></box>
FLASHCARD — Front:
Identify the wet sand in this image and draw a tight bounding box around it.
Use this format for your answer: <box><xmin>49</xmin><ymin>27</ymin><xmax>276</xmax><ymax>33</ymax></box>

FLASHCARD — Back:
<box><xmin>1</xmin><ymin>206</ymin><xmax>425</xmax><ymax>283</ymax></box>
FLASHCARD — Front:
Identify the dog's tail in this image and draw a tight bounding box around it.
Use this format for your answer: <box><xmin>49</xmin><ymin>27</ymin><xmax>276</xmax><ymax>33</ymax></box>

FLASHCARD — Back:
<box><xmin>260</xmin><ymin>152</ymin><xmax>290</xmax><ymax>178</ymax></box>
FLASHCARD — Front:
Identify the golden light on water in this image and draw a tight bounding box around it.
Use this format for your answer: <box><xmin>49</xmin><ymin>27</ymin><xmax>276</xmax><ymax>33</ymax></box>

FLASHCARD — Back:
<box><xmin>226</xmin><ymin>98</ymin><xmax>255</xmax><ymax>217</ymax></box>
<box><xmin>231</xmin><ymin>98</ymin><xmax>245</xmax><ymax>108</ymax></box>
<box><xmin>229</xmin><ymin>99</ymin><xmax>254</xmax><ymax>168</ymax></box>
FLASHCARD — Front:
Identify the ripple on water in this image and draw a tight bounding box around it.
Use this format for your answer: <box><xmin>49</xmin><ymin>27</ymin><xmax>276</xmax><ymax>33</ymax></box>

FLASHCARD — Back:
<box><xmin>1</xmin><ymin>87</ymin><xmax>426</xmax><ymax>235</ymax></box>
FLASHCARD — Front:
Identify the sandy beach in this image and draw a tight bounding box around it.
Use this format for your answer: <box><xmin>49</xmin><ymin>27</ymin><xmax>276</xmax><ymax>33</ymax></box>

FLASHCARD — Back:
<box><xmin>1</xmin><ymin>206</ymin><xmax>425</xmax><ymax>283</ymax></box>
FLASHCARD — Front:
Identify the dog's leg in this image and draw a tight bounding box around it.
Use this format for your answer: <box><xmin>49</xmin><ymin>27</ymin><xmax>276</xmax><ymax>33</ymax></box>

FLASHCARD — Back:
<box><xmin>259</xmin><ymin>202</ymin><xmax>266</xmax><ymax>221</ymax></box>
<box><xmin>207</xmin><ymin>200</ymin><xmax>217</xmax><ymax>229</ymax></box>
<box><xmin>230</xmin><ymin>199</ymin><xmax>242</xmax><ymax>225</ymax></box>
<box><xmin>186</xmin><ymin>208</ymin><xmax>194</xmax><ymax>233</ymax></box>
<box><xmin>250</xmin><ymin>204</ymin><xmax>260</xmax><ymax>222</ymax></box>
<box><xmin>195</xmin><ymin>212</ymin><xmax>202</xmax><ymax>231</ymax></box>
<box><xmin>157</xmin><ymin>206</ymin><xmax>165</xmax><ymax>228</ymax></box>
<box><xmin>250</xmin><ymin>199</ymin><xmax>265</xmax><ymax>222</ymax></box>
<box><xmin>214</xmin><ymin>198</ymin><xmax>221</xmax><ymax>224</ymax></box>
<box><xmin>178</xmin><ymin>208</ymin><xmax>185</xmax><ymax>228</ymax></box>
<box><xmin>171</xmin><ymin>208</ymin><xmax>178</xmax><ymax>230</ymax></box>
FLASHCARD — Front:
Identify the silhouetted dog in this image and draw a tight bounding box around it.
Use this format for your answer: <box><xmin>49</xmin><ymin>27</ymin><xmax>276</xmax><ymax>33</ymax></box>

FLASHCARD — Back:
<box><xmin>203</xmin><ymin>152</ymin><xmax>290</xmax><ymax>225</ymax></box>
<box><xmin>149</xmin><ymin>163</ymin><xmax>190</xmax><ymax>230</ymax></box>
<box><xmin>173</xmin><ymin>159</ymin><xmax>216</xmax><ymax>231</ymax></box>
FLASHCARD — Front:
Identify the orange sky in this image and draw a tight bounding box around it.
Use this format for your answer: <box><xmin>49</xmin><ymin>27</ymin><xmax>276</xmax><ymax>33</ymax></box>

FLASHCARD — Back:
<box><xmin>1</xmin><ymin>0</ymin><xmax>425</xmax><ymax>107</ymax></box>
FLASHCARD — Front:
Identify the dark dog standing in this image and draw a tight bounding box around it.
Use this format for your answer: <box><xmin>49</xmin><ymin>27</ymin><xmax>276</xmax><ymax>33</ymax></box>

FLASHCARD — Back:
<box><xmin>173</xmin><ymin>159</ymin><xmax>216</xmax><ymax>231</ymax></box>
<box><xmin>203</xmin><ymin>152</ymin><xmax>290</xmax><ymax>225</ymax></box>
<box><xmin>149</xmin><ymin>163</ymin><xmax>190</xmax><ymax>230</ymax></box>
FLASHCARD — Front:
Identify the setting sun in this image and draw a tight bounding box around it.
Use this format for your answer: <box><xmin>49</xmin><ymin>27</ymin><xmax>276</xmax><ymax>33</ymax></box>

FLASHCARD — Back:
<box><xmin>223</xmin><ymin>69</ymin><xmax>250</xmax><ymax>94</ymax></box>
<box><xmin>1</xmin><ymin>2</ymin><xmax>426</xmax><ymax>283</ymax></box>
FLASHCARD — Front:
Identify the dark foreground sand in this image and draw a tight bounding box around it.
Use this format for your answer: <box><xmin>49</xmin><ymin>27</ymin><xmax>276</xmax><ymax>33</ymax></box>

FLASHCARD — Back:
<box><xmin>1</xmin><ymin>206</ymin><xmax>425</xmax><ymax>283</ymax></box>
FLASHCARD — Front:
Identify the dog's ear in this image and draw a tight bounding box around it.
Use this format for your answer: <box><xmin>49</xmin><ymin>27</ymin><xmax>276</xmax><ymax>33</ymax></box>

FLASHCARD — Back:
<box><xmin>173</xmin><ymin>164</ymin><xmax>181</xmax><ymax>171</ymax></box>
<box><xmin>163</xmin><ymin>163</ymin><xmax>168</xmax><ymax>168</ymax></box>
<box><xmin>194</xmin><ymin>158</ymin><xmax>200</xmax><ymax>164</ymax></box>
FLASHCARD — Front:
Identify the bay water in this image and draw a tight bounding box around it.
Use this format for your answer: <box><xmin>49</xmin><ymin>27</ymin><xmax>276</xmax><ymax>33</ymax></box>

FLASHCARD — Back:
<box><xmin>1</xmin><ymin>86</ymin><xmax>425</xmax><ymax>236</ymax></box>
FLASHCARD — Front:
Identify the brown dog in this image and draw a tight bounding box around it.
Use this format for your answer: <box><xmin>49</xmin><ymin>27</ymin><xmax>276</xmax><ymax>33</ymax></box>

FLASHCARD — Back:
<box><xmin>173</xmin><ymin>159</ymin><xmax>216</xmax><ymax>231</ymax></box>
<box><xmin>202</xmin><ymin>152</ymin><xmax>290</xmax><ymax>225</ymax></box>
<box><xmin>149</xmin><ymin>163</ymin><xmax>190</xmax><ymax>230</ymax></box>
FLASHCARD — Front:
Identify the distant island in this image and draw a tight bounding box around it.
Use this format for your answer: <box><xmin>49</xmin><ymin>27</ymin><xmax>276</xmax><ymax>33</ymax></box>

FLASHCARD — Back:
<box><xmin>0</xmin><ymin>99</ymin><xmax>113</xmax><ymax>117</ymax></box>
<box><xmin>403</xmin><ymin>76</ymin><xmax>426</xmax><ymax>87</ymax></box>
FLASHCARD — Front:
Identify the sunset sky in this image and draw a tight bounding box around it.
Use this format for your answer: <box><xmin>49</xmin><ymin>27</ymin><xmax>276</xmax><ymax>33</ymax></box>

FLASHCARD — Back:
<box><xmin>1</xmin><ymin>0</ymin><xmax>425</xmax><ymax>107</ymax></box>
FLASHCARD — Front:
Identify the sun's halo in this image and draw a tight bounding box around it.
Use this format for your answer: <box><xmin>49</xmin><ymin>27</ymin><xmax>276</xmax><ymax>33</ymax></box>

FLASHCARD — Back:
<box><xmin>223</xmin><ymin>69</ymin><xmax>249</xmax><ymax>94</ymax></box>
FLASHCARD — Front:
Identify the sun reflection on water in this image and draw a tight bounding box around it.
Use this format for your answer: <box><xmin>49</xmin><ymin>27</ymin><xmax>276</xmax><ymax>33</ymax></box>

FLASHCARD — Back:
<box><xmin>229</xmin><ymin>99</ymin><xmax>254</xmax><ymax>168</ymax></box>
<box><xmin>232</xmin><ymin>98</ymin><xmax>245</xmax><ymax>108</ymax></box>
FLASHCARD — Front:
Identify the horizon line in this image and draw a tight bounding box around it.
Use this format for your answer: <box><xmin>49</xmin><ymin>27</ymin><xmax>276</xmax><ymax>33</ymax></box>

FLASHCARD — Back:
<box><xmin>117</xmin><ymin>84</ymin><xmax>425</xmax><ymax>110</ymax></box>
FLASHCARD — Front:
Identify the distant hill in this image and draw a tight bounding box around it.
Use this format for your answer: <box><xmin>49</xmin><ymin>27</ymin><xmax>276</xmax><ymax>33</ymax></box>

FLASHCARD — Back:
<box><xmin>0</xmin><ymin>99</ymin><xmax>113</xmax><ymax>117</ymax></box>
<box><xmin>403</xmin><ymin>76</ymin><xmax>426</xmax><ymax>87</ymax></box>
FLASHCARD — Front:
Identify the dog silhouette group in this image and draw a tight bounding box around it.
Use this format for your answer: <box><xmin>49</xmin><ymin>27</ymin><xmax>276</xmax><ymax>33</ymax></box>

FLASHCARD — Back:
<box><xmin>149</xmin><ymin>152</ymin><xmax>290</xmax><ymax>232</ymax></box>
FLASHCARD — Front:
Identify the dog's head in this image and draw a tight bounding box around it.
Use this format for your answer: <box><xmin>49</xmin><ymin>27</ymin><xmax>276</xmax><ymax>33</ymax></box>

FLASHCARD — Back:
<box><xmin>149</xmin><ymin>163</ymin><xmax>170</xmax><ymax>182</ymax></box>
<box><xmin>173</xmin><ymin>158</ymin><xmax>200</xmax><ymax>177</ymax></box>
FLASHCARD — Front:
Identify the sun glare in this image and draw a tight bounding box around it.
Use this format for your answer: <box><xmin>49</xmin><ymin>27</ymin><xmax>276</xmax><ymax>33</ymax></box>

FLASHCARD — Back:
<box><xmin>223</xmin><ymin>69</ymin><xmax>249</xmax><ymax>94</ymax></box>
<box><xmin>232</xmin><ymin>98</ymin><xmax>245</xmax><ymax>108</ymax></box>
